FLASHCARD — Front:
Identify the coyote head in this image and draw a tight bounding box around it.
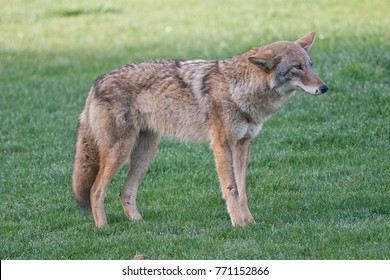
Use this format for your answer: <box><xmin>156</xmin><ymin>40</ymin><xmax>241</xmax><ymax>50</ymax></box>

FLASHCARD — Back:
<box><xmin>249</xmin><ymin>32</ymin><xmax>328</xmax><ymax>95</ymax></box>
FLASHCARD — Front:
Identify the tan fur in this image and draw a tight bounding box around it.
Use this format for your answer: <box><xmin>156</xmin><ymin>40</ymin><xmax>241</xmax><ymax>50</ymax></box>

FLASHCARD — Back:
<box><xmin>72</xmin><ymin>32</ymin><xmax>328</xmax><ymax>227</ymax></box>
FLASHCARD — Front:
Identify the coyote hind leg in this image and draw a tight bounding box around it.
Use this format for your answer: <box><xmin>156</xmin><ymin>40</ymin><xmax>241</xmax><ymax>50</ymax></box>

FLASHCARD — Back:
<box><xmin>120</xmin><ymin>130</ymin><xmax>160</xmax><ymax>221</ymax></box>
<box><xmin>90</xmin><ymin>134</ymin><xmax>137</xmax><ymax>228</ymax></box>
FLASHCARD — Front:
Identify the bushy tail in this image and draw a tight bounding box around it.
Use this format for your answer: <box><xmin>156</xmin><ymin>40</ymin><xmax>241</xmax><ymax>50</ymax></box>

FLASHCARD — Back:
<box><xmin>72</xmin><ymin>119</ymin><xmax>99</xmax><ymax>209</ymax></box>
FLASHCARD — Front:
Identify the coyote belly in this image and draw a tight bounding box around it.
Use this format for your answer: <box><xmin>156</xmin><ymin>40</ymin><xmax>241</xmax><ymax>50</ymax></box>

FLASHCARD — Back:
<box><xmin>72</xmin><ymin>32</ymin><xmax>328</xmax><ymax>227</ymax></box>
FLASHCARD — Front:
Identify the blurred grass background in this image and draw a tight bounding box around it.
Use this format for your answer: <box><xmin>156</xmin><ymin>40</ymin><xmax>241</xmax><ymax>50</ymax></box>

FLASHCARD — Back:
<box><xmin>0</xmin><ymin>0</ymin><xmax>389</xmax><ymax>259</ymax></box>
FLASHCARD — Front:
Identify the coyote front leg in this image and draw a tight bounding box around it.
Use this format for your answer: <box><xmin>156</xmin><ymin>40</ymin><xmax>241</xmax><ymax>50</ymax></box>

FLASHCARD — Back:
<box><xmin>212</xmin><ymin>139</ymin><xmax>246</xmax><ymax>226</ymax></box>
<box><xmin>233</xmin><ymin>138</ymin><xmax>255</xmax><ymax>224</ymax></box>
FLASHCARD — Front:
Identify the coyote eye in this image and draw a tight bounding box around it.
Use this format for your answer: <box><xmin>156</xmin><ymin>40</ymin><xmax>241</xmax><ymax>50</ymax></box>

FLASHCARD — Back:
<box><xmin>294</xmin><ymin>64</ymin><xmax>303</xmax><ymax>70</ymax></box>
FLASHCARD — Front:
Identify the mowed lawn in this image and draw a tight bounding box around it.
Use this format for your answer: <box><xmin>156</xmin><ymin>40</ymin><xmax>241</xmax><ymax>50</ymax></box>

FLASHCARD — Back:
<box><xmin>0</xmin><ymin>0</ymin><xmax>389</xmax><ymax>259</ymax></box>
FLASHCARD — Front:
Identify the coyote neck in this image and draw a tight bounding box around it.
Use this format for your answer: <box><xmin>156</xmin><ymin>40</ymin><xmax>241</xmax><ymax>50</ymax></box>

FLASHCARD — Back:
<box><xmin>223</xmin><ymin>57</ymin><xmax>295</xmax><ymax>124</ymax></box>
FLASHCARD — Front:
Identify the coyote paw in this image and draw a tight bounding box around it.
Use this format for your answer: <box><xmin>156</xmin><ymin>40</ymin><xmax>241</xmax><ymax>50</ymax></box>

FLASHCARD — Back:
<box><xmin>121</xmin><ymin>200</ymin><xmax>143</xmax><ymax>221</ymax></box>
<box><xmin>243</xmin><ymin>211</ymin><xmax>256</xmax><ymax>225</ymax></box>
<box><xmin>231</xmin><ymin>212</ymin><xmax>256</xmax><ymax>227</ymax></box>
<box><xmin>126</xmin><ymin>211</ymin><xmax>143</xmax><ymax>221</ymax></box>
<box><xmin>95</xmin><ymin>217</ymin><xmax>108</xmax><ymax>228</ymax></box>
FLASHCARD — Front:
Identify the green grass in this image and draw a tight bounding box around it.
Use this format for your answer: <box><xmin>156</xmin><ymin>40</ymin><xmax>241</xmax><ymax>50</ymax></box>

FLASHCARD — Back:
<box><xmin>0</xmin><ymin>0</ymin><xmax>389</xmax><ymax>259</ymax></box>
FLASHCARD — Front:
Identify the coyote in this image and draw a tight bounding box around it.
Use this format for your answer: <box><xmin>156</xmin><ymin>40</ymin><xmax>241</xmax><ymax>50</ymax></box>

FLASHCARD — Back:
<box><xmin>72</xmin><ymin>32</ymin><xmax>328</xmax><ymax>227</ymax></box>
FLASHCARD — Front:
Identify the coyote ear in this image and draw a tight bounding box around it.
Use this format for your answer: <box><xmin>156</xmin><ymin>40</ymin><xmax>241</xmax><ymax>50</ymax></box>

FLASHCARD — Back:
<box><xmin>249</xmin><ymin>57</ymin><xmax>278</xmax><ymax>70</ymax></box>
<box><xmin>295</xmin><ymin>32</ymin><xmax>316</xmax><ymax>51</ymax></box>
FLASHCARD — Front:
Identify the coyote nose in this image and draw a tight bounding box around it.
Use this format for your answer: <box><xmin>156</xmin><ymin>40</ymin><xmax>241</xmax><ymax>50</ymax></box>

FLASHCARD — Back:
<box><xmin>320</xmin><ymin>84</ymin><xmax>329</xmax><ymax>94</ymax></box>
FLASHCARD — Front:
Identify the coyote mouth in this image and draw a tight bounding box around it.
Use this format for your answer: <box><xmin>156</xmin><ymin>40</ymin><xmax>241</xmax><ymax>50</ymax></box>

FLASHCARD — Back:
<box><xmin>296</xmin><ymin>84</ymin><xmax>328</xmax><ymax>95</ymax></box>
